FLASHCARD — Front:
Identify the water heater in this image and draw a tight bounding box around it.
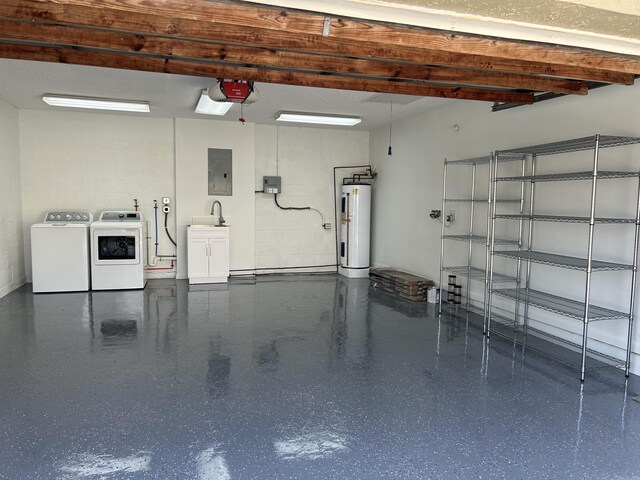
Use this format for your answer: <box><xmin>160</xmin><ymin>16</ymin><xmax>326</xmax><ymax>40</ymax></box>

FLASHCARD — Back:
<box><xmin>339</xmin><ymin>183</ymin><xmax>371</xmax><ymax>278</ymax></box>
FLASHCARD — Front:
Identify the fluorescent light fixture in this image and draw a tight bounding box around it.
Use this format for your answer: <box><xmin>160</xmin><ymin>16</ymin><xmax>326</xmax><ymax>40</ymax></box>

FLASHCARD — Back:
<box><xmin>276</xmin><ymin>112</ymin><xmax>361</xmax><ymax>126</ymax></box>
<box><xmin>42</xmin><ymin>94</ymin><xmax>150</xmax><ymax>112</ymax></box>
<box><xmin>195</xmin><ymin>90</ymin><xmax>233</xmax><ymax>115</ymax></box>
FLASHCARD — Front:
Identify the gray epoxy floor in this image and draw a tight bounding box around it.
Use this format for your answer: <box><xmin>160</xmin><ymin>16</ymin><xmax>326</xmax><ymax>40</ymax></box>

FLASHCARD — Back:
<box><xmin>0</xmin><ymin>275</ymin><xmax>639</xmax><ymax>479</ymax></box>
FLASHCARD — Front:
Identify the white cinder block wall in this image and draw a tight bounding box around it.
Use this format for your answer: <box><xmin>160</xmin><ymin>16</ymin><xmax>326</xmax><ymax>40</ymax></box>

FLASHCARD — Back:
<box><xmin>19</xmin><ymin>110</ymin><xmax>176</xmax><ymax>280</ymax></box>
<box><xmin>254</xmin><ymin>125</ymin><xmax>369</xmax><ymax>271</ymax></box>
<box><xmin>369</xmin><ymin>82</ymin><xmax>640</xmax><ymax>374</ymax></box>
<box><xmin>0</xmin><ymin>98</ymin><xmax>25</xmax><ymax>298</ymax></box>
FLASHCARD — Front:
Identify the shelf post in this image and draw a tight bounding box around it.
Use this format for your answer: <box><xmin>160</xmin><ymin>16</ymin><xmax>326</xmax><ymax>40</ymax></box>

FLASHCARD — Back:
<box><xmin>467</xmin><ymin>163</ymin><xmax>477</xmax><ymax>309</ymax></box>
<box><xmin>484</xmin><ymin>155</ymin><xmax>494</xmax><ymax>330</ymax></box>
<box><xmin>486</xmin><ymin>152</ymin><xmax>500</xmax><ymax>337</ymax></box>
<box><xmin>515</xmin><ymin>154</ymin><xmax>527</xmax><ymax>326</ymax></box>
<box><xmin>625</xmin><ymin>174</ymin><xmax>640</xmax><ymax>376</ymax></box>
<box><xmin>523</xmin><ymin>154</ymin><xmax>537</xmax><ymax>334</ymax></box>
<box><xmin>581</xmin><ymin>135</ymin><xmax>600</xmax><ymax>381</ymax></box>
<box><xmin>439</xmin><ymin>159</ymin><xmax>448</xmax><ymax>315</ymax></box>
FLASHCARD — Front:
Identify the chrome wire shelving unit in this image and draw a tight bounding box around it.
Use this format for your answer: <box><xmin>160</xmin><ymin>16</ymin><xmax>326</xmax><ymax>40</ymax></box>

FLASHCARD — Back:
<box><xmin>486</xmin><ymin>134</ymin><xmax>640</xmax><ymax>381</ymax></box>
<box><xmin>438</xmin><ymin>153</ymin><xmax>522</xmax><ymax>320</ymax></box>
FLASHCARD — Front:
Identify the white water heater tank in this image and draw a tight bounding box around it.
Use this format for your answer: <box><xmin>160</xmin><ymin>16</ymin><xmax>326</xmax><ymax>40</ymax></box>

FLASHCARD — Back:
<box><xmin>339</xmin><ymin>183</ymin><xmax>371</xmax><ymax>278</ymax></box>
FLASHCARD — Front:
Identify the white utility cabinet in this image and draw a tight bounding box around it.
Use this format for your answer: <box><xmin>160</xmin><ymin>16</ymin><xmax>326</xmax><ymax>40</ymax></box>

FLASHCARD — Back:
<box><xmin>187</xmin><ymin>226</ymin><xmax>229</xmax><ymax>284</ymax></box>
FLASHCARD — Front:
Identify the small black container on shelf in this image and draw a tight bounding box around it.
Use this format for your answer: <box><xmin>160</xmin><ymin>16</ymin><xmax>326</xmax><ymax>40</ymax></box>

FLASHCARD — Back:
<box><xmin>447</xmin><ymin>275</ymin><xmax>456</xmax><ymax>302</ymax></box>
<box><xmin>454</xmin><ymin>284</ymin><xmax>462</xmax><ymax>304</ymax></box>
<box><xmin>447</xmin><ymin>290</ymin><xmax>455</xmax><ymax>303</ymax></box>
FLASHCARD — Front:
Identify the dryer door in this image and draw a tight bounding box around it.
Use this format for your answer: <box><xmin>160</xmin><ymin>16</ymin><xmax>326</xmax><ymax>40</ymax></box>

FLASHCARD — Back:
<box><xmin>93</xmin><ymin>228</ymin><xmax>141</xmax><ymax>265</ymax></box>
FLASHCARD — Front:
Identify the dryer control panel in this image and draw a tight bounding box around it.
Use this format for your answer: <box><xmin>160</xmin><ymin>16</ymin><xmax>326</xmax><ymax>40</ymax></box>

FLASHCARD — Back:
<box><xmin>44</xmin><ymin>211</ymin><xmax>93</xmax><ymax>223</ymax></box>
<box><xmin>99</xmin><ymin>211</ymin><xmax>142</xmax><ymax>222</ymax></box>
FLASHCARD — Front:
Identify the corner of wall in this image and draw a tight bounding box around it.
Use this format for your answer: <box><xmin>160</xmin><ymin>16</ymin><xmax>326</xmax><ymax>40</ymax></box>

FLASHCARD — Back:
<box><xmin>0</xmin><ymin>99</ymin><xmax>25</xmax><ymax>299</ymax></box>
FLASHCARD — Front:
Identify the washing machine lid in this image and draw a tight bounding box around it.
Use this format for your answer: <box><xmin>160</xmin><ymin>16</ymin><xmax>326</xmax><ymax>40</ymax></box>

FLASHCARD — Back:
<box><xmin>98</xmin><ymin>211</ymin><xmax>143</xmax><ymax>222</ymax></box>
<box><xmin>32</xmin><ymin>223</ymin><xmax>90</xmax><ymax>229</ymax></box>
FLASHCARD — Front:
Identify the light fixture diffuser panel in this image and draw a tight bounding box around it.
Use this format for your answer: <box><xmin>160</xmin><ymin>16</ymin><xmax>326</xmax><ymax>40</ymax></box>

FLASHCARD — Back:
<box><xmin>195</xmin><ymin>90</ymin><xmax>234</xmax><ymax>115</ymax></box>
<box><xmin>276</xmin><ymin>112</ymin><xmax>361</xmax><ymax>126</ymax></box>
<box><xmin>42</xmin><ymin>95</ymin><xmax>150</xmax><ymax>112</ymax></box>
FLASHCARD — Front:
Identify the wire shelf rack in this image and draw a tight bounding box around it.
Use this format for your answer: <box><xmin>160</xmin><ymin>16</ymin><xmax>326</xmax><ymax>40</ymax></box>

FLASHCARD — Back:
<box><xmin>497</xmin><ymin>170</ymin><xmax>640</xmax><ymax>183</ymax></box>
<box><xmin>443</xmin><ymin>234</ymin><xmax>518</xmax><ymax>246</ymax></box>
<box><xmin>486</xmin><ymin>134</ymin><xmax>640</xmax><ymax>380</ymax></box>
<box><xmin>443</xmin><ymin>266</ymin><xmax>516</xmax><ymax>283</ymax></box>
<box><xmin>498</xmin><ymin>135</ymin><xmax>640</xmax><ymax>157</ymax></box>
<box><xmin>492</xmin><ymin>288</ymin><xmax>629</xmax><ymax>321</ymax></box>
<box><xmin>492</xmin><ymin>250</ymin><xmax>633</xmax><ymax>271</ymax></box>
<box><xmin>495</xmin><ymin>214</ymin><xmax>636</xmax><ymax>224</ymax></box>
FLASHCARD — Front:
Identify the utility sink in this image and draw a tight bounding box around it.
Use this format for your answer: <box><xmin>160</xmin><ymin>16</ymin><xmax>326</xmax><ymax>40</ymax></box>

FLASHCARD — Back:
<box><xmin>190</xmin><ymin>215</ymin><xmax>230</xmax><ymax>227</ymax></box>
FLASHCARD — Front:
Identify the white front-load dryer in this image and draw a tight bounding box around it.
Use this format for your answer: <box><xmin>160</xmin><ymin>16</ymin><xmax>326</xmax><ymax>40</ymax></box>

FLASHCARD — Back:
<box><xmin>90</xmin><ymin>211</ymin><xmax>147</xmax><ymax>290</ymax></box>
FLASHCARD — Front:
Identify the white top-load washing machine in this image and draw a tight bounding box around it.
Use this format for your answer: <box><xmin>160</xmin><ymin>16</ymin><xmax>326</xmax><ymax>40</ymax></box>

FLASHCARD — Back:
<box><xmin>90</xmin><ymin>211</ymin><xmax>147</xmax><ymax>290</ymax></box>
<box><xmin>31</xmin><ymin>211</ymin><xmax>93</xmax><ymax>293</ymax></box>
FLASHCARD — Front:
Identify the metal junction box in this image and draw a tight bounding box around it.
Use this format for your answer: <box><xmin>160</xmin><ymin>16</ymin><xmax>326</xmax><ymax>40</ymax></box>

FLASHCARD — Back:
<box><xmin>263</xmin><ymin>176</ymin><xmax>282</xmax><ymax>194</ymax></box>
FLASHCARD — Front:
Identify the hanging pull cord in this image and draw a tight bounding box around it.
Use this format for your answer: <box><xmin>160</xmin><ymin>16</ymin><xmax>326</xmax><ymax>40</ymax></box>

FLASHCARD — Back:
<box><xmin>239</xmin><ymin>102</ymin><xmax>246</xmax><ymax>125</ymax></box>
<box><xmin>388</xmin><ymin>99</ymin><xmax>393</xmax><ymax>156</ymax></box>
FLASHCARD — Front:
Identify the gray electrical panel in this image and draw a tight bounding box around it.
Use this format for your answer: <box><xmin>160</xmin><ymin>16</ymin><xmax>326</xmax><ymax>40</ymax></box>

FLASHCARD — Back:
<box><xmin>208</xmin><ymin>148</ymin><xmax>233</xmax><ymax>196</ymax></box>
<box><xmin>263</xmin><ymin>176</ymin><xmax>281</xmax><ymax>194</ymax></box>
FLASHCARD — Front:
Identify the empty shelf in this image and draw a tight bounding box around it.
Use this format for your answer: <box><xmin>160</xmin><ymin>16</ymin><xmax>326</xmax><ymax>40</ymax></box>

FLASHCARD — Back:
<box><xmin>493</xmin><ymin>250</ymin><xmax>633</xmax><ymax>271</ymax></box>
<box><xmin>443</xmin><ymin>235</ymin><xmax>518</xmax><ymax>246</ymax></box>
<box><xmin>492</xmin><ymin>288</ymin><xmax>629</xmax><ymax>321</ymax></box>
<box><xmin>488</xmin><ymin>316</ymin><xmax>625</xmax><ymax>369</ymax></box>
<box><xmin>498</xmin><ymin>135</ymin><xmax>640</xmax><ymax>156</ymax></box>
<box><xmin>447</xmin><ymin>152</ymin><xmax>525</xmax><ymax>166</ymax></box>
<box><xmin>443</xmin><ymin>304</ymin><xmax>625</xmax><ymax>370</ymax></box>
<box><xmin>445</xmin><ymin>198</ymin><xmax>486</xmax><ymax>203</ymax></box>
<box><xmin>497</xmin><ymin>171</ymin><xmax>639</xmax><ymax>182</ymax></box>
<box><xmin>446</xmin><ymin>198</ymin><xmax>520</xmax><ymax>204</ymax></box>
<box><xmin>446</xmin><ymin>155</ymin><xmax>491</xmax><ymax>166</ymax></box>
<box><xmin>443</xmin><ymin>266</ymin><xmax>516</xmax><ymax>283</ymax></box>
<box><xmin>495</xmin><ymin>214</ymin><xmax>635</xmax><ymax>224</ymax></box>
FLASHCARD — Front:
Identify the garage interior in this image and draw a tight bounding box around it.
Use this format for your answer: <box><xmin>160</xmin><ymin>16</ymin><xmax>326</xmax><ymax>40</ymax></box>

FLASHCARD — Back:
<box><xmin>1</xmin><ymin>0</ymin><xmax>640</xmax><ymax>478</ymax></box>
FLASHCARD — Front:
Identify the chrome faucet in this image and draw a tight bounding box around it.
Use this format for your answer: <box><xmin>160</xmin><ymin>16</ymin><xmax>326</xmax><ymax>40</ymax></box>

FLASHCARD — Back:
<box><xmin>210</xmin><ymin>200</ymin><xmax>225</xmax><ymax>226</ymax></box>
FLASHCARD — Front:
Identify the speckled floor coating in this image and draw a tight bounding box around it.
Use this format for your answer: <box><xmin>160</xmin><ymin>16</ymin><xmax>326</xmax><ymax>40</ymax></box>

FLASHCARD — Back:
<box><xmin>0</xmin><ymin>275</ymin><xmax>639</xmax><ymax>479</ymax></box>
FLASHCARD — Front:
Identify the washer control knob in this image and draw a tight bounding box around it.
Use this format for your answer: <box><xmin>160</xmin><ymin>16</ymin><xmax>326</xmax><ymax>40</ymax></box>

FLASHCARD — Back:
<box><xmin>56</xmin><ymin>215</ymin><xmax>61</xmax><ymax>220</ymax></box>
<box><xmin>119</xmin><ymin>213</ymin><xmax>124</xmax><ymax>218</ymax></box>
<box><xmin>49</xmin><ymin>214</ymin><xmax>55</xmax><ymax>220</ymax></box>
<box><xmin>66</xmin><ymin>214</ymin><xmax>72</xmax><ymax>220</ymax></box>
<box><xmin>76</xmin><ymin>214</ymin><xmax>81</xmax><ymax>219</ymax></box>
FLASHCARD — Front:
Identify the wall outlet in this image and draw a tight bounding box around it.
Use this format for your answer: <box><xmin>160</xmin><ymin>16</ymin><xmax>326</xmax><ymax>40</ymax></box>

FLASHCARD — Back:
<box><xmin>446</xmin><ymin>210</ymin><xmax>456</xmax><ymax>223</ymax></box>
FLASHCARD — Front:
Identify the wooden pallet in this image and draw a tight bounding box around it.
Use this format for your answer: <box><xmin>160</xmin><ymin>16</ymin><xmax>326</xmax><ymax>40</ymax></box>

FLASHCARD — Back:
<box><xmin>369</xmin><ymin>268</ymin><xmax>434</xmax><ymax>302</ymax></box>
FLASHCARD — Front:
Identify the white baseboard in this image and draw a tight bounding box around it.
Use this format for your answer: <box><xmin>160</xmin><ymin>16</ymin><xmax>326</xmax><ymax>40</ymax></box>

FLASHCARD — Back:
<box><xmin>254</xmin><ymin>266</ymin><xmax>336</xmax><ymax>275</ymax></box>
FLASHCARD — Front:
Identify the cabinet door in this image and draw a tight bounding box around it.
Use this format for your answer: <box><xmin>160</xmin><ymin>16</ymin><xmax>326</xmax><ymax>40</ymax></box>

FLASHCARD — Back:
<box><xmin>188</xmin><ymin>237</ymin><xmax>210</xmax><ymax>278</ymax></box>
<box><xmin>208</xmin><ymin>237</ymin><xmax>229</xmax><ymax>279</ymax></box>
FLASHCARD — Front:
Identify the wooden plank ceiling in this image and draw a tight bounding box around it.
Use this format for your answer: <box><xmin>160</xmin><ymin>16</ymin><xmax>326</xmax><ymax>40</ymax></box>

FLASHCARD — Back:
<box><xmin>0</xmin><ymin>0</ymin><xmax>639</xmax><ymax>105</ymax></box>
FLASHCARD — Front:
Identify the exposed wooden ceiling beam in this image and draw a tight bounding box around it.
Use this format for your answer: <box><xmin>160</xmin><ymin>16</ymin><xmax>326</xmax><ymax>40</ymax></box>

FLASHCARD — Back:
<box><xmin>53</xmin><ymin>0</ymin><xmax>640</xmax><ymax>76</ymax></box>
<box><xmin>0</xmin><ymin>43</ymin><xmax>535</xmax><ymax>104</ymax></box>
<box><xmin>0</xmin><ymin>20</ymin><xmax>589</xmax><ymax>95</ymax></box>
<box><xmin>0</xmin><ymin>0</ymin><xmax>634</xmax><ymax>86</ymax></box>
